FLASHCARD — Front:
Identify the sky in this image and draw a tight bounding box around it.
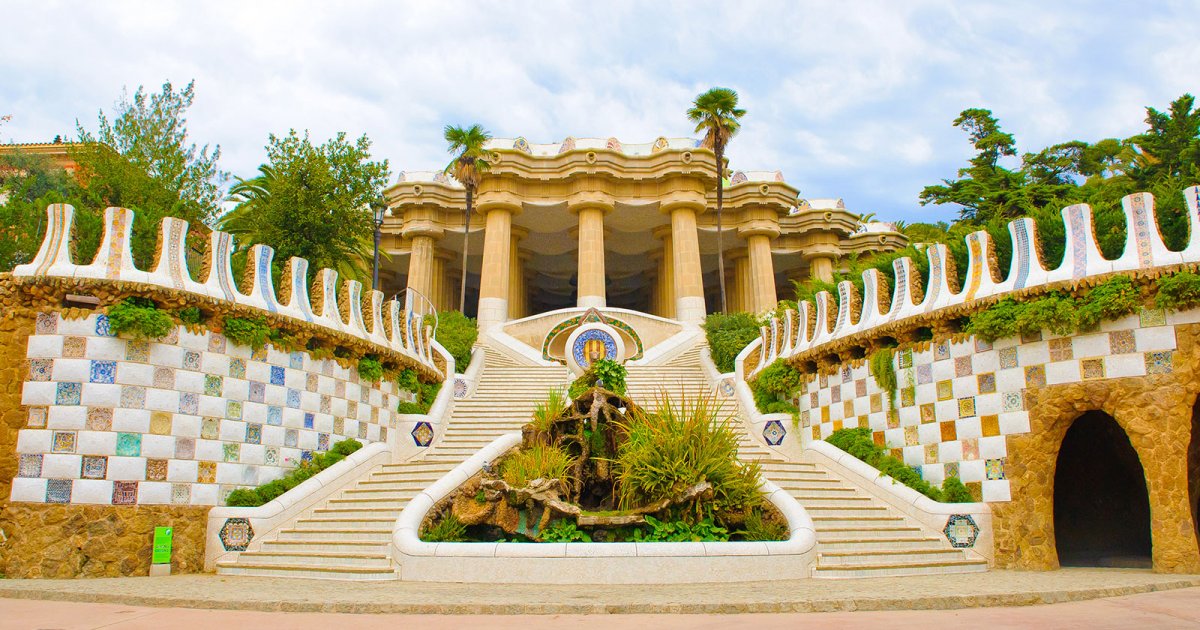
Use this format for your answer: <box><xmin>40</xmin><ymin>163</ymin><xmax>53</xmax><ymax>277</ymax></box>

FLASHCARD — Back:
<box><xmin>2</xmin><ymin>0</ymin><xmax>1198</xmax><ymax>224</ymax></box>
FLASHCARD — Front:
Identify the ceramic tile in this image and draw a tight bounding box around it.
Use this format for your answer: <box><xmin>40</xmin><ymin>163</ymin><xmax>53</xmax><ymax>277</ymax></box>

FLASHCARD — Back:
<box><xmin>28</xmin><ymin>358</ymin><xmax>53</xmax><ymax>382</ymax></box>
<box><xmin>920</xmin><ymin>403</ymin><xmax>935</xmax><ymax>424</ymax></box>
<box><xmin>379</xmin><ymin>427</ymin><xmax>387</xmax><ymax>442</ymax></box>
<box><xmin>150</xmin><ymin>411</ymin><xmax>172</xmax><ymax>435</ymax></box>
<box><xmin>248</xmin><ymin>381</ymin><xmax>266</xmax><ymax>403</ymax></box>
<box><xmin>286</xmin><ymin>388</ymin><xmax>300</xmax><ymax>408</ymax></box>
<box><xmin>229</xmin><ymin>358</ymin><xmax>246</xmax><ymax>379</ymax></box>
<box><xmin>267</xmin><ymin>406</ymin><xmax>282</xmax><ymax>426</ymax></box>
<box><xmin>958</xmin><ymin>397</ymin><xmax>976</xmax><ymax>418</ymax></box>
<box><xmin>35</xmin><ymin>312</ymin><xmax>58</xmax><ymax>334</ymax></box>
<box><xmin>251</xmin><ymin>346</ymin><xmax>268</xmax><ymax>361</ymax></box>
<box><xmin>333</xmin><ymin>417</ymin><xmax>344</xmax><ymax>435</ymax></box>
<box><xmin>1020</xmin><ymin>330</ymin><xmax>1042</xmax><ymax>343</ymax></box>
<box><xmin>347</xmin><ymin>400</ymin><xmax>358</xmax><ymax>418</ymax></box>
<box><xmin>869</xmin><ymin>394</ymin><xmax>882</xmax><ymax>413</ymax></box>
<box><xmin>153</xmin><ymin>367</ymin><xmax>175</xmax><ymax>389</ymax></box>
<box><xmin>182</xmin><ymin>350</ymin><xmax>201</xmax><ymax>371</ymax></box>
<box><xmin>18</xmin><ymin>453</ymin><xmax>43</xmax><ymax>477</ymax></box>
<box><xmin>284</xmin><ymin>428</ymin><xmax>298</xmax><ymax>448</ymax></box>
<box><xmin>981</xmin><ymin>414</ymin><xmax>1001</xmax><ymax>437</ymax></box>
<box><xmin>306</xmin><ymin>373</ymin><xmax>318</xmax><ymax>392</ymax></box>
<box><xmin>962</xmin><ymin>437</ymin><xmax>980</xmax><ymax>460</ymax></box>
<box><xmin>85</xmin><ymin>407</ymin><xmax>112</xmax><ymax>431</ymax></box>
<box><xmin>944</xmin><ymin>461</ymin><xmax>960</xmax><ymax>479</ymax></box>
<box><xmin>977</xmin><ymin>372</ymin><xmax>996</xmax><ymax>394</ymax></box>
<box><xmin>317</xmin><ymin>433</ymin><xmax>330</xmax><ymax>451</ymax></box>
<box><xmin>270</xmin><ymin>366</ymin><xmax>285</xmax><ymax>386</ymax></box>
<box><xmin>115</xmin><ymin>432</ymin><xmax>142</xmax><ymax>457</ymax></box>
<box><xmin>223</xmin><ymin>442</ymin><xmax>240</xmax><ymax>462</ymax></box>
<box><xmin>56</xmin><ymin>382</ymin><xmax>82</xmax><ymax>406</ymax></box>
<box><xmin>904</xmin><ymin>425</ymin><xmax>919</xmax><ymax>446</ymax></box>
<box><xmin>1081</xmin><ymin>358</ymin><xmax>1106</xmax><ymax>380</ymax></box>
<box><xmin>162</xmin><ymin>326</ymin><xmax>179</xmax><ymax>345</ymax></box>
<box><xmin>246</xmin><ymin>423</ymin><xmax>262</xmax><ymax>444</ymax></box>
<box><xmin>334</xmin><ymin>380</ymin><xmax>346</xmax><ymax>398</ymax></box>
<box><xmin>1146</xmin><ymin>350</ymin><xmax>1174</xmax><ymax>375</ymax></box>
<box><xmin>985</xmin><ymin>457</ymin><xmax>1006</xmax><ymax>480</ymax></box>
<box><xmin>175</xmin><ymin>437</ymin><xmax>196</xmax><ymax>459</ymax></box>
<box><xmin>886</xmin><ymin>409</ymin><xmax>900</xmax><ymax>429</ymax></box>
<box><xmin>936</xmin><ymin>380</ymin><xmax>953</xmax><ymax>401</ymax></box>
<box><xmin>1024</xmin><ymin>365</ymin><xmax>1046</xmax><ymax>388</ymax></box>
<box><xmin>264</xmin><ymin>446</ymin><xmax>280</xmax><ymax>466</ymax></box>
<box><xmin>208</xmin><ymin>333</ymin><xmax>227</xmax><ymax>353</ymax></box>
<box><xmin>998</xmin><ymin>347</ymin><xmax>1018</xmax><ymax>370</ymax></box>
<box><xmin>170</xmin><ymin>483</ymin><xmax>190</xmax><ymax>505</ymax></box>
<box><xmin>916</xmin><ymin>364</ymin><xmax>932</xmax><ymax>385</ymax></box>
<box><xmin>831</xmin><ymin>385</ymin><xmax>841</xmax><ymax>403</ymax></box>
<box><xmin>357</xmin><ymin>422</ymin><xmax>368</xmax><ymax>439</ymax></box>
<box><xmin>198</xmin><ymin>461</ymin><xmax>217</xmax><ymax>484</ymax></box>
<box><xmin>125</xmin><ymin>340</ymin><xmax>150</xmax><ymax>363</ymax></box>
<box><xmin>303</xmin><ymin>412</ymin><xmax>314</xmax><ymax>429</ymax></box>
<box><xmin>226</xmin><ymin>400</ymin><xmax>243</xmax><ymax>420</ymax></box>
<box><xmin>204</xmin><ymin>375</ymin><xmax>224</xmax><ymax>397</ymax></box>
<box><xmin>46</xmin><ymin>479</ymin><xmax>72</xmax><ymax>503</ymax></box>
<box><xmin>924</xmin><ymin>443</ymin><xmax>938</xmax><ymax>464</ymax></box>
<box><xmin>901</xmin><ymin>387</ymin><xmax>915</xmax><ymax>407</ymax></box>
<box><xmin>1140</xmin><ymin>307</ymin><xmax>1167</xmax><ymax>327</ymax></box>
<box><xmin>179</xmin><ymin>392</ymin><xmax>199</xmax><ymax>415</ymax></box>
<box><xmin>301</xmin><ymin>450</ymin><xmax>313</xmax><ymax>463</ymax></box>
<box><xmin>974</xmin><ymin>338</ymin><xmax>992</xmax><ymax>352</ymax></box>
<box><xmin>1002</xmin><ymin>391</ymin><xmax>1024</xmax><ymax>412</ymax></box>
<box><xmin>201</xmin><ymin>416</ymin><xmax>220</xmax><ymax>440</ymax></box>
<box><xmin>27</xmin><ymin>406</ymin><xmax>49</xmax><ymax>428</ymax></box>
<box><xmin>934</xmin><ymin>343</ymin><xmax>950</xmax><ymax>361</ymax></box>
<box><xmin>954</xmin><ymin>356</ymin><xmax>973</xmax><ymax>377</ymax></box>
<box><xmin>145</xmin><ymin>458</ymin><xmax>168</xmax><ymax>481</ymax></box>
<box><xmin>1109</xmin><ymin>329</ymin><xmax>1137</xmax><ymax>354</ymax></box>
<box><xmin>62</xmin><ymin>336</ymin><xmax>86</xmax><ymax>358</ymax></box>
<box><xmin>1048</xmin><ymin>338</ymin><xmax>1073</xmax><ymax>362</ymax></box>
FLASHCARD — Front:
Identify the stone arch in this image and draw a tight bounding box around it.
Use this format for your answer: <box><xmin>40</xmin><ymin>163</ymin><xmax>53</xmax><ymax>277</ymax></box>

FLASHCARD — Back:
<box><xmin>991</xmin><ymin>365</ymin><xmax>1200</xmax><ymax>573</ymax></box>
<box><xmin>1053</xmin><ymin>410</ymin><xmax>1151</xmax><ymax>567</ymax></box>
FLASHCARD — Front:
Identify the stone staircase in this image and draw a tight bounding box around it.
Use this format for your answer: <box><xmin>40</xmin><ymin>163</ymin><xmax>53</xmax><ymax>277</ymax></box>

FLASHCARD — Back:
<box><xmin>624</xmin><ymin>342</ymin><xmax>987</xmax><ymax>579</ymax></box>
<box><xmin>215</xmin><ymin>343</ymin><xmax>570</xmax><ymax>580</ymax></box>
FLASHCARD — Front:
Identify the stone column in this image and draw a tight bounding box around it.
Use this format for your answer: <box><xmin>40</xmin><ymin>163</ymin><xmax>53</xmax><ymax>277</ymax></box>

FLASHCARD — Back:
<box><xmin>808</xmin><ymin>255</ymin><xmax>835</xmax><ymax>283</ymax></box>
<box><xmin>509</xmin><ymin>228</ymin><xmax>526</xmax><ymax>320</ymax></box>
<box><xmin>746</xmin><ymin>233</ymin><xmax>779</xmax><ymax>313</ymax></box>
<box><xmin>476</xmin><ymin>201</ymin><xmax>518</xmax><ymax>331</ymax></box>
<box><xmin>444</xmin><ymin>267</ymin><xmax>460</xmax><ymax>312</ymax></box>
<box><xmin>572</xmin><ymin>200</ymin><xmax>612</xmax><ymax>309</ymax></box>
<box><xmin>728</xmin><ymin>248</ymin><xmax>748</xmax><ymax>313</ymax></box>
<box><xmin>664</xmin><ymin>199</ymin><xmax>706</xmax><ymax>323</ymax></box>
<box><xmin>652</xmin><ymin>226</ymin><xmax>675</xmax><ymax>320</ymax></box>
<box><xmin>405</xmin><ymin>233</ymin><xmax>436</xmax><ymax>303</ymax></box>
<box><xmin>430</xmin><ymin>256</ymin><xmax>444</xmax><ymax>311</ymax></box>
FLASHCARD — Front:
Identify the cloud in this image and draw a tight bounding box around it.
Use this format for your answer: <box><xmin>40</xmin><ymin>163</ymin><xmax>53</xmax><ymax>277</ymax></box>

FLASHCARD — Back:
<box><xmin>0</xmin><ymin>0</ymin><xmax>1195</xmax><ymax>224</ymax></box>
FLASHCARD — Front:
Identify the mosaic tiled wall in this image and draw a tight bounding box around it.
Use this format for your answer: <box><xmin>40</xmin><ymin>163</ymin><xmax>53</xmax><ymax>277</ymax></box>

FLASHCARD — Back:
<box><xmin>11</xmin><ymin>312</ymin><xmax>399</xmax><ymax>506</ymax></box>
<box><xmin>797</xmin><ymin>307</ymin><xmax>1195</xmax><ymax>503</ymax></box>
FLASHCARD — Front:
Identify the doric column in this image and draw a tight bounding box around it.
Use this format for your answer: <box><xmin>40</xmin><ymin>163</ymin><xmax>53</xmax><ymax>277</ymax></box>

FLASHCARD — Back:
<box><xmin>571</xmin><ymin>199</ymin><xmax>612</xmax><ymax>309</ymax></box>
<box><xmin>443</xmin><ymin>267</ymin><xmax>460</xmax><ymax>312</ymax></box>
<box><xmin>652</xmin><ymin>226</ymin><xmax>675</xmax><ymax>320</ymax></box>
<box><xmin>508</xmin><ymin>228</ymin><xmax>527</xmax><ymax>319</ymax></box>
<box><xmin>430</xmin><ymin>255</ymin><xmax>444</xmax><ymax>310</ymax></box>
<box><xmin>728</xmin><ymin>248</ymin><xmax>748</xmax><ymax>313</ymax></box>
<box><xmin>746</xmin><ymin>233</ymin><xmax>778</xmax><ymax>313</ymax></box>
<box><xmin>405</xmin><ymin>234</ymin><xmax>435</xmax><ymax>302</ymax></box>
<box><xmin>476</xmin><ymin>201</ymin><xmax>519</xmax><ymax>331</ymax></box>
<box><xmin>805</xmin><ymin>253</ymin><xmax>836</xmax><ymax>283</ymax></box>
<box><xmin>663</xmin><ymin>198</ymin><xmax>706</xmax><ymax>323</ymax></box>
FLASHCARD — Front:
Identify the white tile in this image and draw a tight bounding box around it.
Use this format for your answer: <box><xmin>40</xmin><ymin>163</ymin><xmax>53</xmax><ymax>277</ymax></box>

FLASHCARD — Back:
<box><xmin>192</xmin><ymin>483</ymin><xmax>218</xmax><ymax>505</ymax></box>
<box><xmin>149</xmin><ymin>344</ymin><xmax>184</xmax><ymax>367</ymax></box>
<box><xmin>995</xmin><ymin>368</ymin><xmax>1025</xmax><ymax>393</ymax></box>
<box><xmin>178</xmin><ymin>329</ymin><xmax>208</xmax><ymax>351</ymax></box>
<box><xmin>139</xmin><ymin>481</ymin><xmax>171</xmax><ymax>504</ymax></box>
<box><xmin>175</xmin><ymin>370</ymin><xmax>204</xmax><ymax>394</ymax></box>
<box><xmin>975</xmin><ymin>393</ymin><xmax>1001</xmax><ymax>416</ymax></box>
<box><xmin>112</xmin><ymin>409</ymin><xmax>150</xmax><ymax>433</ymax></box>
<box><xmin>172</xmin><ymin>415</ymin><xmax>201</xmax><ymax>438</ymax></box>
<box><xmin>141</xmin><ymin>434</ymin><xmax>175</xmax><ymax>459</ymax></box>
<box><xmin>982</xmin><ymin>479</ymin><xmax>1011</xmax><ymax>502</ymax></box>
<box><xmin>216</xmin><ymin>463</ymin><xmax>246</xmax><ymax>484</ymax></box>
<box><xmin>1018</xmin><ymin>341</ymin><xmax>1049</xmax><ymax>366</ymax></box>
<box><xmin>1045</xmin><ymin>360</ymin><xmax>1079</xmax><ymax>385</ymax></box>
<box><xmin>297</xmin><ymin>431</ymin><xmax>318</xmax><ymax>450</ymax></box>
<box><xmin>145</xmin><ymin>388</ymin><xmax>178</xmax><ymax>412</ymax></box>
<box><xmin>959</xmin><ymin>459</ymin><xmax>986</xmax><ymax>482</ymax></box>
<box><xmin>107</xmin><ymin>456</ymin><xmax>146</xmax><ymax>481</ymax></box>
<box><xmin>168</xmin><ymin>459</ymin><xmax>198</xmax><ymax>482</ymax></box>
<box><xmin>979</xmin><ymin>435</ymin><xmax>1007</xmax><ymax>459</ymax></box>
<box><xmin>16</xmin><ymin>429</ymin><xmax>52</xmax><ymax>453</ymax></box>
<box><xmin>73</xmin><ymin>479</ymin><xmax>113</xmax><ymax>504</ymax></box>
<box><xmin>1134</xmin><ymin>326</ymin><xmax>1177</xmax><ymax>352</ymax></box>
<box><xmin>1105</xmin><ymin>354</ymin><xmax>1146</xmax><ymax>378</ymax></box>
<box><xmin>956</xmin><ymin>417</ymin><xmax>982</xmax><ymax>440</ymax></box>
<box><xmin>1073</xmin><ymin>332</ymin><xmax>1109</xmax><ymax>358</ymax></box>
<box><xmin>264</xmin><ymin>385</ymin><xmax>286</xmax><ymax>406</ymax></box>
<box><xmin>224</xmin><ymin>378</ymin><xmax>249</xmax><ymax>400</ymax></box>
<box><xmin>26</xmin><ymin>335</ymin><xmax>63</xmax><ymax>358</ymax></box>
<box><xmin>117</xmin><ymin>362</ymin><xmax>154</xmax><ymax>386</ymax></box>
<box><xmin>220</xmin><ymin>420</ymin><xmax>246</xmax><ymax>442</ymax></box>
<box><xmin>42</xmin><ymin>454</ymin><xmax>82</xmax><ymax>478</ymax></box>
<box><xmin>938</xmin><ymin>440</ymin><xmax>963</xmax><ymax>463</ymax></box>
<box><xmin>201</xmin><ymin>352</ymin><xmax>230</xmax><ymax>374</ymax></box>
<box><xmin>46</xmin><ymin>406</ymin><xmax>86</xmax><ymax>430</ymax></box>
<box><xmin>51</xmin><ymin>358</ymin><xmax>90</xmax><ymax>382</ymax></box>
<box><xmin>241</xmin><ymin>444</ymin><xmax>265</xmax><ymax>465</ymax></box>
<box><xmin>10</xmin><ymin>477</ymin><xmax>48</xmax><ymax>502</ymax></box>
<box><xmin>917</xmin><ymin>422</ymin><xmax>939</xmax><ymax>444</ymax></box>
<box><xmin>972</xmin><ymin>351</ymin><xmax>999</xmax><ymax>373</ymax></box>
<box><xmin>78</xmin><ymin>431</ymin><xmax>117</xmax><ymax>456</ymax></box>
<box><xmin>999</xmin><ymin>412</ymin><xmax>1031</xmax><ymax>435</ymax></box>
<box><xmin>902</xmin><ymin>445</ymin><xmax>923</xmax><ymax>467</ymax></box>
<box><xmin>56</xmin><ymin>316</ymin><xmax>93</xmax><ymax>336</ymax></box>
<box><xmin>86</xmin><ymin>337</ymin><xmax>125</xmax><ymax>361</ymax></box>
<box><xmin>922</xmin><ymin>462</ymin><xmax>945</xmax><ymax>485</ymax></box>
<box><xmin>21</xmin><ymin>381</ymin><xmax>55</xmax><ymax>406</ymax></box>
<box><xmin>195</xmin><ymin>439</ymin><xmax>223</xmax><ymax>461</ymax></box>
<box><xmin>246</xmin><ymin>361</ymin><xmax>271</xmax><ymax>383</ymax></box>
<box><xmin>262</xmin><ymin>425</ymin><xmax>286</xmax><ymax>447</ymax></box>
<box><xmin>80</xmin><ymin>383</ymin><xmax>120</xmax><ymax>407</ymax></box>
<box><xmin>199</xmin><ymin>396</ymin><xmax>225</xmax><ymax>417</ymax></box>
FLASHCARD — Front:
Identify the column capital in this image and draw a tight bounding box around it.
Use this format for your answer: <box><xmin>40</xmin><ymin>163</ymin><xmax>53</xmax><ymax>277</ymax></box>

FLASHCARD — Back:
<box><xmin>726</xmin><ymin>246</ymin><xmax>750</xmax><ymax>261</ymax></box>
<box><xmin>401</xmin><ymin>224</ymin><xmax>444</xmax><ymax>240</ymax></box>
<box><xmin>566</xmin><ymin>193</ymin><xmax>615</xmax><ymax>214</ymax></box>
<box><xmin>476</xmin><ymin>200</ymin><xmax>522</xmax><ymax>216</ymax></box>
<box><xmin>660</xmin><ymin>198</ymin><xmax>706</xmax><ymax>216</ymax></box>
<box><xmin>738</xmin><ymin>222</ymin><xmax>781</xmax><ymax>239</ymax></box>
<box><xmin>510</xmin><ymin>225</ymin><xmax>530</xmax><ymax>241</ymax></box>
<box><xmin>652</xmin><ymin>225</ymin><xmax>673</xmax><ymax>241</ymax></box>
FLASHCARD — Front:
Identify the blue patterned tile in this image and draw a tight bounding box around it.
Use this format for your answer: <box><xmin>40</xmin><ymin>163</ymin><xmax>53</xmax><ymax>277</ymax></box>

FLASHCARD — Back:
<box><xmin>289</xmin><ymin>352</ymin><xmax>304</xmax><ymax>370</ymax></box>
<box><xmin>246</xmin><ymin>423</ymin><xmax>262</xmax><ymax>445</ymax></box>
<box><xmin>286</xmin><ymin>388</ymin><xmax>300</xmax><ymax>409</ymax></box>
<box><xmin>317</xmin><ymin>433</ymin><xmax>330</xmax><ymax>451</ymax></box>
<box><xmin>179</xmin><ymin>392</ymin><xmax>199</xmax><ymax>415</ymax></box>
<box><xmin>55</xmin><ymin>382</ymin><xmax>82</xmax><ymax>405</ymax></box>
<box><xmin>115</xmin><ymin>432</ymin><xmax>142</xmax><ymax>457</ymax></box>
<box><xmin>303</xmin><ymin>412</ymin><xmax>314</xmax><ymax>429</ymax></box>
<box><xmin>27</xmin><ymin>358</ymin><xmax>53</xmax><ymax>382</ymax></box>
<box><xmin>46</xmin><ymin>479</ymin><xmax>73</xmax><ymax>503</ymax></box>
<box><xmin>284</xmin><ymin>429</ymin><xmax>298</xmax><ymax>448</ymax></box>
<box><xmin>229</xmin><ymin>358</ymin><xmax>246</xmax><ymax>379</ymax></box>
<box><xmin>301</xmin><ymin>450</ymin><xmax>313</xmax><ymax>463</ymax></box>
<box><xmin>94</xmin><ymin>314</ymin><xmax>114</xmax><ymax>337</ymax></box>
<box><xmin>1146</xmin><ymin>350</ymin><xmax>1174</xmax><ymax>375</ymax></box>
<box><xmin>267</xmin><ymin>406</ymin><xmax>282</xmax><ymax>426</ymax></box>
<box><xmin>270</xmin><ymin>366</ymin><xmax>285</xmax><ymax>386</ymax></box>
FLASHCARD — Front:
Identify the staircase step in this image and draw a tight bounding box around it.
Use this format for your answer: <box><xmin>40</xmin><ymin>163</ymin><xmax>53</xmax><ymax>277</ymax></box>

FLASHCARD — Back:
<box><xmin>216</xmin><ymin>562</ymin><xmax>395</xmax><ymax>580</ymax></box>
<box><xmin>259</xmin><ymin>540</ymin><xmax>389</xmax><ymax>554</ymax></box>
<box><xmin>294</xmin><ymin>517</ymin><xmax>395</xmax><ymax>530</ymax></box>
<box><xmin>817</xmin><ymin>537</ymin><xmax>948</xmax><ymax>552</ymax></box>
<box><xmin>277</xmin><ymin>528</ymin><xmax>392</xmax><ymax>542</ymax></box>
<box><xmin>817</xmin><ymin>526</ymin><xmax>926</xmax><ymax>540</ymax></box>
<box><xmin>812</xmin><ymin>559</ymin><xmax>988</xmax><ymax>578</ymax></box>
<box><xmin>817</xmin><ymin>548</ymin><xmax>968</xmax><ymax>567</ymax></box>
<box><xmin>231</xmin><ymin>550</ymin><xmax>391</xmax><ymax>569</ymax></box>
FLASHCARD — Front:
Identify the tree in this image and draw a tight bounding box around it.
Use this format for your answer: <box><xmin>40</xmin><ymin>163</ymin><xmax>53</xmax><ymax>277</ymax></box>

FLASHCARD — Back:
<box><xmin>443</xmin><ymin>124</ymin><xmax>496</xmax><ymax>312</ymax></box>
<box><xmin>688</xmin><ymin>87</ymin><xmax>746</xmax><ymax>314</ymax></box>
<box><xmin>74</xmin><ymin>80</ymin><xmax>227</xmax><ymax>268</ymax></box>
<box><xmin>219</xmin><ymin>130</ymin><xmax>390</xmax><ymax>285</ymax></box>
<box><xmin>0</xmin><ymin>150</ymin><xmax>104</xmax><ymax>269</ymax></box>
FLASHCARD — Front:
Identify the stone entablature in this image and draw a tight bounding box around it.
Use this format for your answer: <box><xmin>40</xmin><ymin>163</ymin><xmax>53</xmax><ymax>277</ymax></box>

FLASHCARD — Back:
<box><xmin>15</xmin><ymin>204</ymin><xmax>445</xmax><ymax>379</ymax></box>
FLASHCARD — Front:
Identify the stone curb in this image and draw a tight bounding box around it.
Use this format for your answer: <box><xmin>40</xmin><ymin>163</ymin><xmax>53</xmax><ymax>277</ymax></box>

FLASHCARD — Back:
<box><xmin>1</xmin><ymin>578</ymin><xmax>1199</xmax><ymax>615</ymax></box>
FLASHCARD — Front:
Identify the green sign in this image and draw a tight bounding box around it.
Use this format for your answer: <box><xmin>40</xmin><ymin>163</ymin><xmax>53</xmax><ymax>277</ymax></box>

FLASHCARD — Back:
<box><xmin>152</xmin><ymin>527</ymin><xmax>173</xmax><ymax>565</ymax></box>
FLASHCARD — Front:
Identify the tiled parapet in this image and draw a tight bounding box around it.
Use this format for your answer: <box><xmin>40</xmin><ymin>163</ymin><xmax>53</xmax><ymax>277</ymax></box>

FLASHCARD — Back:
<box><xmin>10</xmin><ymin>313</ymin><xmax>398</xmax><ymax>506</ymax></box>
<box><xmin>12</xmin><ymin>204</ymin><xmax>443</xmax><ymax>374</ymax></box>
<box><xmin>745</xmin><ymin>188</ymin><xmax>1200</xmax><ymax>374</ymax></box>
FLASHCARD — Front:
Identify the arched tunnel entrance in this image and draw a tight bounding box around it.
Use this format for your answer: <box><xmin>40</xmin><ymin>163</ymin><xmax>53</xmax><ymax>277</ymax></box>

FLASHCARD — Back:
<box><xmin>1054</xmin><ymin>411</ymin><xmax>1152</xmax><ymax>568</ymax></box>
<box><xmin>1189</xmin><ymin>398</ymin><xmax>1200</xmax><ymax>558</ymax></box>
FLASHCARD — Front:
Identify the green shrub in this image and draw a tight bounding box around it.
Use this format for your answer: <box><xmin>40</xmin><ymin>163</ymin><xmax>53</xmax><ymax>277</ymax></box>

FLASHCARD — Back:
<box><xmin>530</xmin><ymin>388</ymin><xmax>567</xmax><ymax>433</ymax></box>
<box><xmin>499</xmin><ymin>444</ymin><xmax>575</xmax><ymax>488</ymax></box>
<box><xmin>223</xmin><ymin>439</ymin><xmax>363</xmax><ymax>507</ymax></box>
<box><xmin>704</xmin><ymin>312</ymin><xmax>762</xmax><ymax>373</ymax></box>
<box><xmin>940</xmin><ymin>476</ymin><xmax>974</xmax><ymax>503</ymax></box>
<box><xmin>592</xmin><ymin>358</ymin><xmax>627</xmax><ymax>395</ymax></box>
<box><xmin>968</xmin><ymin>276</ymin><xmax>1146</xmax><ymax>343</ymax></box>
<box><xmin>223</xmin><ymin>315</ymin><xmax>271</xmax><ymax>350</ymax></box>
<box><xmin>1015</xmin><ymin>291</ymin><xmax>1077</xmax><ymax>337</ymax></box>
<box><xmin>614</xmin><ymin>395</ymin><xmax>761</xmax><ymax>516</ymax></box>
<box><xmin>750</xmin><ymin>360</ymin><xmax>803</xmax><ymax>414</ymax></box>
<box><xmin>178</xmin><ymin>306</ymin><xmax>203</xmax><ymax>325</ymax></box>
<box><xmin>739</xmin><ymin>509</ymin><xmax>789</xmax><ymax>541</ymax></box>
<box><xmin>1076</xmin><ymin>276</ymin><xmax>1141</xmax><ymax>329</ymax></box>
<box><xmin>422</xmin><ymin>514</ymin><xmax>467</xmax><ymax>542</ymax></box>
<box><xmin>540</xmin><ymin>519</ymin><xmax>592</xmax><ymax>542</ymax></box>
<box><xmin>396</xmin><ymin>401</ymin><xmax>425</xmax><ymax>415</ymax></box>
<box><xmin>396</xmin><ymin>374</ymin><xmax>444</xmax><ymax>415</ymax></box>
<box><xmin>632</xmin><ymin>515</ymin><xmax>730</xmax><ymax>542</ymax></box>
<box><xmin>965</xmin><ymin>298</ymin><xmax>1022</xmax><ymax>342</ymax></box>
<box><xmin>357</xmin><ymin>356</ymin><xmax>383</xmax><ymax>382</ymax></box>
<box><xmin>434</xmin><ymin>310</ymin><xmax>478</xmax><ymax>370</ymax></box>
<box><xmin>107</xmin><ymin>297</ymin><xmax>173</xmax><ymax>339</ymax></box>
<box><xmin>1156</xmin><ymin>271</ymin><xmax>1200</xmax><ymax>311</ymax></box>
<box><xmin>868</xmin><ymin>348</ymin><xmax>897</xmax><ymax>411</ymax></box>
<box><xmin>826</xmin><ymin>428</ymin><xmax>942</xmax><ymax>501</ymax></box>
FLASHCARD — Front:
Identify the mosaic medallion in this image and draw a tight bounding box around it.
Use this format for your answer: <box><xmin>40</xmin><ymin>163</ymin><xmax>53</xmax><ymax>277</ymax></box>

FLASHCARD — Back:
<box><xmin>719</xmin><ymin>377</ymin><xmax>736</xmax><ymax>398</ymax></box>
<box><xmin>219</xmin><ymin>517</ymin><xmax>254</xmax><ymax>551</ymax></box>
<box><xmin>762</xmin><ymin>419</ymin><xmax>786</xmax><ymax>446</ymax></box>
<box><xmin>411</xmin><ymin>421</ymin><xmax>434</xmax><ymax>447</ymax></box>
<box><xmin>943</xmin><ymin>514</ymin><xmax>980</xmax><ymax>548</ymax></box>
<box><xmin>453</xmin><ymin>377</ymin><xmax>469</xmax><ymax>399</ymax></box>
<box><xmin>571</xmin><ymin>328</ymin><xmax>617</xmax><ymax>369</ymax></box>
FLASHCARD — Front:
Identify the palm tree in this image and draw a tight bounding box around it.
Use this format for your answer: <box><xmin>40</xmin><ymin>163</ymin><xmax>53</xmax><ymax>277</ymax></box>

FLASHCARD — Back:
<box><xmin>688</xmin><ymin>88</ymin><xmax>746</xmax><ymax>314</ymax></box>
<box><xmin>443</xmin><ymin>124</ymin><xmax>496</xmax><ymax>312</ymax></box>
